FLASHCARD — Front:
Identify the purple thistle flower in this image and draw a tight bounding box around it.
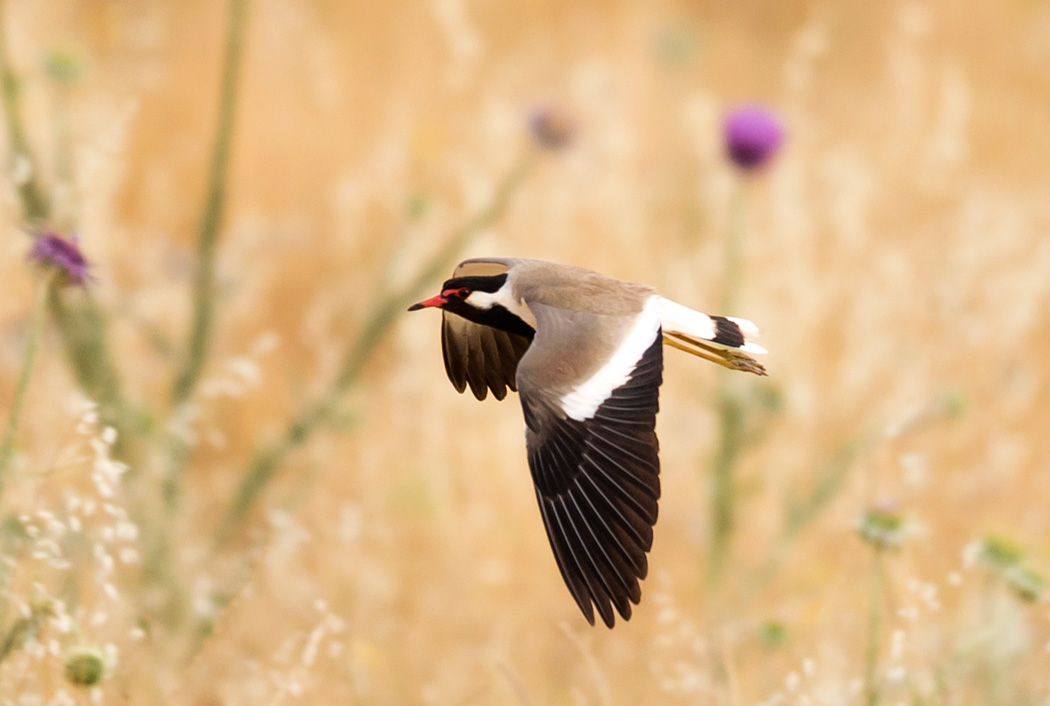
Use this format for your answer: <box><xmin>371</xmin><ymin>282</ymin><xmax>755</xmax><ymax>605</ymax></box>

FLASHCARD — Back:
<box><xmin>28</xmin><ymin>233</ymin><xmax>92</xmax><ymax>286</ymax></box>
<box><xmin>528</xmin><ymin>104</ymin><xmax>574</xmax><ymax>151</ymax></box>
<box><xmin>723</xmin><ymin>104</ymin><xmax>785</xmax><ymax>171</ymax></box>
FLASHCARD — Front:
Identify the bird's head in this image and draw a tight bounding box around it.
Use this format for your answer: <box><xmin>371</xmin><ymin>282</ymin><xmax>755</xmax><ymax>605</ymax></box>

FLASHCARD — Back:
<box><xmin>408</xmin><ymin>273</ymin><xmax>535</xmax><ymax>337</ymax></box>
<box><xmin>408</xmin><ymin>274</ymin><xmax>504</xmax><ymax>313</ymax></box>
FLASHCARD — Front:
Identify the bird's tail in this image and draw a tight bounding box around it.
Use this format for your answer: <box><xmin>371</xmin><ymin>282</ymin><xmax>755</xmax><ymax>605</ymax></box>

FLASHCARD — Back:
<box><xmin>657</xmin><ymin>297</ymin><xmax>768</xmax><ymax>376</ymax></box>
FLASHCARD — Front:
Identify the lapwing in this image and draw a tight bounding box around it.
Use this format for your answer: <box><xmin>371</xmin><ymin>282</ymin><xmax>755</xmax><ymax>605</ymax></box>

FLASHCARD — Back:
<box><xmin>408</xmin><ymin>258</ymin><xmax>767</xmax><ymax>627</ymax></box>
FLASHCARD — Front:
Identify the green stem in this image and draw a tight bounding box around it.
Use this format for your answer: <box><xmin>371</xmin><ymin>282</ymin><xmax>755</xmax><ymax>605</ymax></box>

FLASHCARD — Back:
<box><xmin>170</xmin><ymin>0</ymin><xmax>248</xmax><ymax>409</ymax></box>
<box><xmin>707</xmin><ymin>181</ymin><xmax>749</xmax><ymax>584</ymax></box>
<box><xmin>742</xmin><ymin>392</ymin><xmax>960</xmax><ymax>604</ymax></box>
<box><xmin>0</xmin><ymin>272</ymin><xmax>54</xmax><ymax>502</ymax></box>
<box><xmin>0</xmin><ymin>602</ymin><xmax>49</xmax><ymax>666</ymax></box>
<box><xmin>140</xmin><ymin>0</ymin><xmax>248</xmax><ymax>628</ymax></box>
<box><xmin>47</xmin><ymin>291</ymin><xmax>132</xmax><ymax>455</ymax></box>
<box><xmin>722</xmin><ymin>181</ymin><xmax>747</xmax><ymax>314</ymax></box>
<box><xmin>865</xmin><ymin>549</ymin><xmax>885</xmax><ymax>706</ymax></box>
<box><xmin>0</xmin><ymin>1</ymin><xmax>48</xmax><ymax>222</ymax></box>
<box><xmin>48</xmin><ymin>77</ymin><xmax>76</xmax><ymax>231</ymax></box>
<box><xmin>214</xmin><ymin>149</ymin><xmax>537</xmax><ymax>546</ymax></box>
<box><xmin>741</xmin><ymin>441</ymin><xmax>861</xmax><ymax>601</ymax></box>
<box><xmin>980</xmin><ymin>572</ymin><xmax>1002</xmax><ymax>706</ymax></box>
<box><xmin>165</xmin><ymin>0</ymin><xmax>248</xmax><ymax>505</ymax></box>
<box><xmin>707</xmin><ymin>384</ymin><xmax>741</xmax><ymax>583</ymax></box>
<box><xmin>0</xmin><ymin>3</ymin><xmax>132</xmax><ymax>461</ymax></box>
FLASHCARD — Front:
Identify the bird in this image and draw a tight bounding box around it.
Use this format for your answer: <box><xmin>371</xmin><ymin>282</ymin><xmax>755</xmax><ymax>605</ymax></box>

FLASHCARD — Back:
<box><xmin>408</xmin><ymin>257</ymin><xmax>767</xmax><ymax>627</ymax></box>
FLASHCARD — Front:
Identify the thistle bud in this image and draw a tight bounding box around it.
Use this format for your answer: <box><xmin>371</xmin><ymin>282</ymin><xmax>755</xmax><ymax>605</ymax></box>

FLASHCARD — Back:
<box><xmin>1005</xmin><ymin>565</ymin><xmax>1046</xmax><ymax>604</ymax></box>
<box><xmin>758</xmin><ymin>619</ymin><xmax>788</xmax><ymax>649</ymax></box>
<box><xmin>977</xmin><ymin>535</ymin><xmax>1022</xmax><ymax>571</ymax></box>
<box><xmin>856</xmin><ymin>502</ymin><xmax>905</xmax><ymax>550</ymax></box>
<box><xmin>64</xmin><ymin>645</ymin><xmax>106</xmax><ymax>686</ymax></box>
<box><xmin>723</xmin><ymin>105</ymin><xmax>785</xmax><ymax>171</ymax></box>
<box><xmin>528</xmin><ymin>104</ymin><xmax>574</xmax><ymax>151</ymax></box>
<box><xmin>28</xmin><ymin>232</ymin><xmax>92</xmax><ymax>287</ymax></box>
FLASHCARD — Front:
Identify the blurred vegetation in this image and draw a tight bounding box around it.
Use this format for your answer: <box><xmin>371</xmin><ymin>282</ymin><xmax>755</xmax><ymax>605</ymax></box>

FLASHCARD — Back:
<box><xmin>0</xmin><ymin>0</ymin><xmax>1048</xmax><ymax>704</ymax></box>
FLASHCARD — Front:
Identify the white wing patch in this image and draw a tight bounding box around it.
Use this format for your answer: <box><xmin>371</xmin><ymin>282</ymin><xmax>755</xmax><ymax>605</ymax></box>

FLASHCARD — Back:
<box><xmin>560</xmin><ymin>296</ymin><xmax>662</xmax><ymax>422</ymax></box>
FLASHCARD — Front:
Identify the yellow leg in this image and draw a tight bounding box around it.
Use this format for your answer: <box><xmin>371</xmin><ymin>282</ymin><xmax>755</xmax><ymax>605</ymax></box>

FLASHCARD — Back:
<box><xmin>663</xmin><ymin>333</ymin><xmax>767</xmax><ymax>376</ymax></box>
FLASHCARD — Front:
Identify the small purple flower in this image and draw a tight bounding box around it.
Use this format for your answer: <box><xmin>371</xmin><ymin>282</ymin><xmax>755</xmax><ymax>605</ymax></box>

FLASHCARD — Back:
<box><xmin>28</xmin><ymin>232</ymin><xmax>92</xmax><ymax>286</ymax></box>
<box><xmin>723</xmin><ymin>105</ymin><xmax>785</xmax><ymax>171</ymax></box>
<box><xmin>528</xmin><ymin>104</ymin><xmax>574</xmax><ymax>151</ymax></box>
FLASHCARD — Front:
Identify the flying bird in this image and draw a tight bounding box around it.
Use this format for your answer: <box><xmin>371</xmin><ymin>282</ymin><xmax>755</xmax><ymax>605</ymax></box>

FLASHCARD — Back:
<box><xmin>408</xmin><ymin>258</ymin><xmax>767</xmax><ymax>627</ymax></box>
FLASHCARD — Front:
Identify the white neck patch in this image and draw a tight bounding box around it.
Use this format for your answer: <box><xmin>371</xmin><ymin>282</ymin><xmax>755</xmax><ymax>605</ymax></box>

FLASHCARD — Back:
<box><xmin>466</xmin><ymin>284</ymin><xmax>537</xmax><ymax>329</ymax></box>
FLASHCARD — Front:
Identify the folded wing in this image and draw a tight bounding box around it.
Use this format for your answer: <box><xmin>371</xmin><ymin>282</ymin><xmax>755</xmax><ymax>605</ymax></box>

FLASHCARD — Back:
<box><xmin>440</xmin><ymin>260</ymin><xmax>534</xmax><ymax>400</ymax></box>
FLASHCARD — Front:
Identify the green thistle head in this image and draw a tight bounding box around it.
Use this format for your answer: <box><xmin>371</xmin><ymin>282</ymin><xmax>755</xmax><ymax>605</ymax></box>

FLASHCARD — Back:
<box><xmin>857</xmin><ymin>502</ymin><xmax>905</xmax><ymax>550</ymax></box>
<box><xmin>64</xmin><ymin>645</ymin><xmax>107</xmax><ymax>687</ymax></box>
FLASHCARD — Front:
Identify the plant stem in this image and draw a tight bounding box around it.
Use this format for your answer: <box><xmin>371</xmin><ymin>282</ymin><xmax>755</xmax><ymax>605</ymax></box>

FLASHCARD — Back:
<box><xmin>742</xmin><ymin>441</ymin><xmax>861</xmax><ymax>601</ymax></box>
<box><xmin>707</xmin><ymin>181</ymin><xmax>749</xmax><ymax>584</ymax></box>
<box><xmin>865</xmin><ymin>548</ymin><xmax>885</xmax><ymax>706</ymax></box>
<box><xmin>170</xmin><ymin>0</ymin><xmax>248</xmax><ymax>409</ymax></box>
<box><xmin>0</xmin><ymin>2</ymin><xmax>132</xmax><ymax>462</ymax></box>
<box><xmin>0</xmin><ymin>1</ymin><xmax>47</xmax><ymax>222</ymax></box>
<box><xmin>139</xmin><ymin>0</ymin><xmax>248</xmax><ymax>627</ymax></box>
<box><xmin>163</xmin><ymin>0</ymin><xmax>248</xmax><ymax>518</ymax></box>
<box><xmin>708</xmin><ymin>384</ymin><xmax>742</xmax><ymax>583</ymax></box>
<box><xmin>722</xmin><ymin>181</ymin><xmax>747</xmax><ymax>314</ymax></box>
<box><xmin>980</xmin><ymin>572</ymin><xmax>1003</xmax><ymax>706</ymax></box>
<box><xmin>0</xmin><ymin>600</ymin><xmax>49</xmax><ymax>666</ymax></box>
<box><xmin>214</xmin><ymin>149</ymin><xmax>537</xmax><ymax>546</ymax></box>
<box><xmin>48</xmin><ymin>67</ymin><xmax>77</xmax><ymax>231</ymax></box>
<box><xmin>47</xmin><ymin>290</ymin><xmax>130</xmax><ymax>431</ymax></box>
<box><xmin>0</xmin><ymin>272</ymin><xmax>54</xmax><ymax>503</ymax></box>
<box><xmin>742</xmin><ymin>394</ymin><xmax>960</xmax><ymax>604</ymax></box>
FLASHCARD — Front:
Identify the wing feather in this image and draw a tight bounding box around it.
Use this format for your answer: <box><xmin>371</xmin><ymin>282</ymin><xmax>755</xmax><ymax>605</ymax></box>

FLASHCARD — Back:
<box><xmin>550</xmin><ymin>498</ymin><xmax>617</xmax><ymax>628</ymax></box>
<box><xmin>439</xmin><ymin>260</ymin><xmax>534</xmax><ymax>401</ymax></box>
<box><xmin>520</xmin><ymin>329</ymin><xmax>663</xmax><ymax>627</ymax></box>
<box><xmin>441</xmin><ymin>318</ymin><xmax>469</xmax><ymax>394</ymax></box>
<box><xmin>536</xmin><ymin>493</ymin><xmax>593</xmax><ymax>623</ymax></box>
<box><xmin>566</xmin><ymin>491</ymin><xmax>637</xmax><ymax>613</ymax></box>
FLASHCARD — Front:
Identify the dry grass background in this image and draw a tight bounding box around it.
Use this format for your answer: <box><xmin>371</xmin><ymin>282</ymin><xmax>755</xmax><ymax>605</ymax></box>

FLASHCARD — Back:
<box><xmin>1</xmin><ymin>0</ymin><xmax>1050</xmax><ymax>704</ymax></box>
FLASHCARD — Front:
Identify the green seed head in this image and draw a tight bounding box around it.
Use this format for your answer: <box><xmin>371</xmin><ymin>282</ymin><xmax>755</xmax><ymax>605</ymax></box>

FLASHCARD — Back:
<box><xmin>64</xmin><ymin>645</ymin><xmax>106</xmax><ymax>687</ymax></box>
<box><xmin>857</xmin><ymin>503</ymin><xmax>905</xmax><ymax>550</ymax></box>
<box><xmin>758</xmin><ymin>619</ymin><xmax>789</xmax><ymax>649</ymax></box>
<box><xmin>979</xmin><ymin>535</ymin><xmax>1023</xmax><ymax>571</ymax></box>
<box><xmin>44</xmin><ymin>49</ymin><xmax>83</xmax><ymax>84</ymax></box>
<box><xmin>1006</xmin><ymin>565</ymin><xmax>1046</xmax><ymax>604</ymax></box>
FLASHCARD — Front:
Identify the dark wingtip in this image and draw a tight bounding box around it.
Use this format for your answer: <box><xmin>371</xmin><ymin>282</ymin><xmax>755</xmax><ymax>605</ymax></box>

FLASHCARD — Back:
<box><xmin>710</xmin><ymin>315</ymin><xmax>746</xmax><ymax>348</ymax></box>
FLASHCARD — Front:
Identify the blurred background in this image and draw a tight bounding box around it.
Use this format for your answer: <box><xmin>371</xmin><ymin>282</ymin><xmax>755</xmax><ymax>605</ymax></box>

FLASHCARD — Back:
<box><xmin>1</xmin><ymin>0</ymin><xmax>1049</xmax><ymax>703</ymax></box>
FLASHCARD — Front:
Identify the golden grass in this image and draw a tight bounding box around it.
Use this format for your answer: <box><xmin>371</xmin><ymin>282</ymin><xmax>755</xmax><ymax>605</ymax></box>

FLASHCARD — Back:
<box><xmin>2</xmin><ymin>0</ymin><xmax>1049</xmax><ymax>703</ymax></box>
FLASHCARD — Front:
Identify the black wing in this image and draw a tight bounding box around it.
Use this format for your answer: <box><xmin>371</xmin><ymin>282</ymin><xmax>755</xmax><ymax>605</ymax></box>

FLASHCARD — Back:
<box><xmin>443</xmin><ymin>316</ymin><xmax>533</xmax><ymax>400</ymax></box>
<box><xmin>520</xmin><ymin>334</ymin><xmax>663</xmax><ymax>627</ymax></box>
<box><xmin>440</xmin><ymin>260</ymin><xmax>532</xmax><ymax>401</ymax></box>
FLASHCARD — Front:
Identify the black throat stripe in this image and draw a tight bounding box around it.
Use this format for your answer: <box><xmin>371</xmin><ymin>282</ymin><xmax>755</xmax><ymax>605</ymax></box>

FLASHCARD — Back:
<box><xmin>442</xmin><ymin>298</ymin><xmax>536</xmax><ymax>339</ymax></box>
